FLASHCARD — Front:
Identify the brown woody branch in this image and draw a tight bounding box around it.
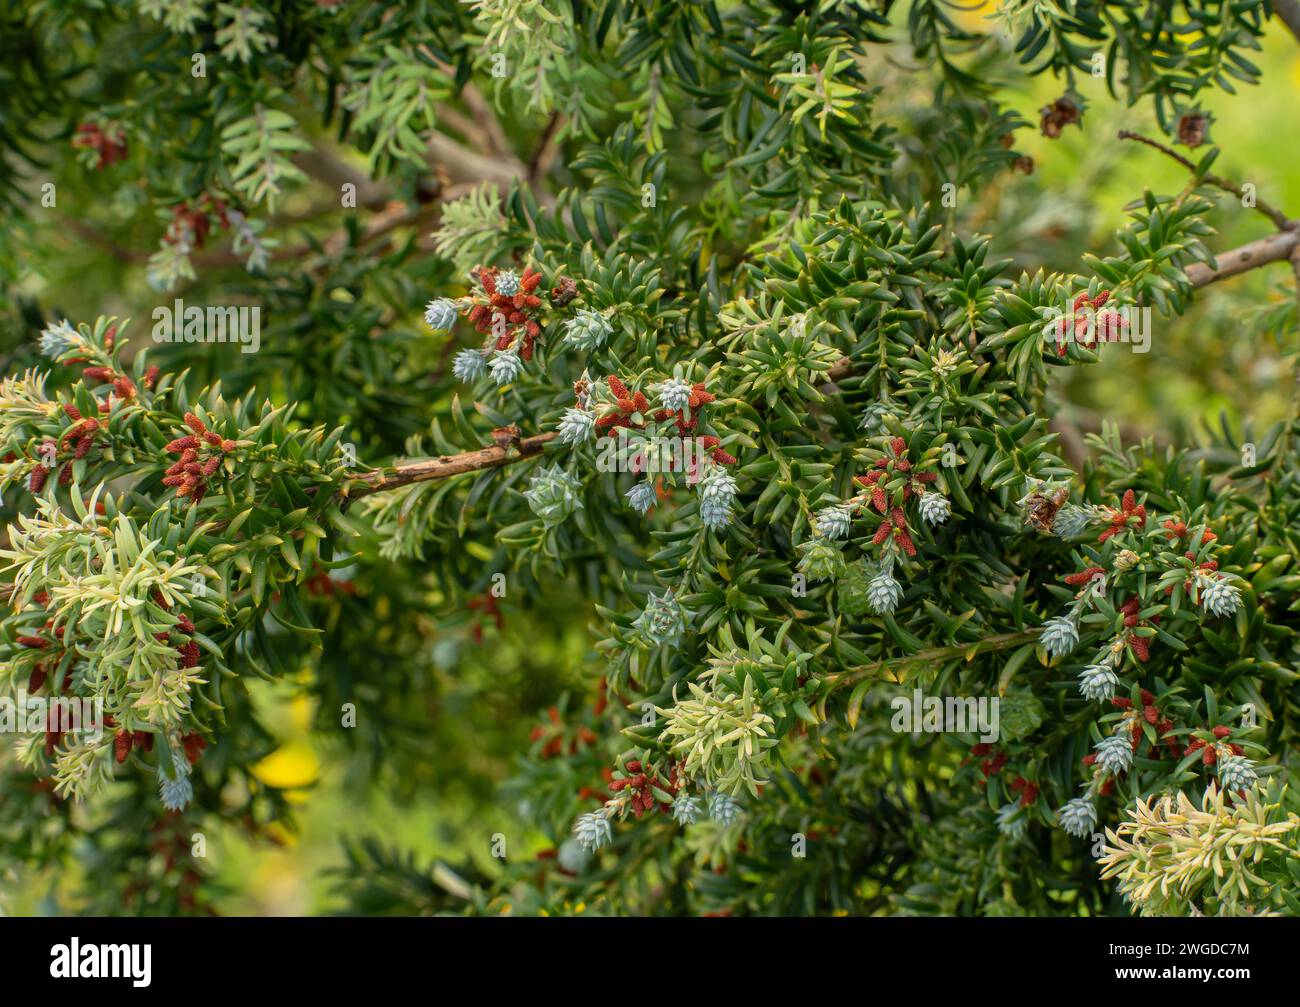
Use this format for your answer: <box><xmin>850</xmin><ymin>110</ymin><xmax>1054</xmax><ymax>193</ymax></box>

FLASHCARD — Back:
<box><xmin>348</xmin><ymin>431</ymin><xmax>559</xmax><ymax>500</ymax></box>
<box><xmin>290</xmin><ymin>142</ymin><xmax>393</xmax><ymax>210</ymax></box>
<box><xmin>426</xmin><ymin>131</ymin><xmax>527</xmax><ymax>191</ymax></box>
<box><xmin>1184</xmin><ymin>228</ymin><xmax>1300</xmax><ymax>288</ymax></box>
<box><xmin>1292</xmin><ymin>243</ymin><xmax>1300</xmax><ymax>314</ymax></box>
<box><xmin>528</xmin><ymin>113</ymin><xmax>566</xmax><ymax>184</ymax></box>
<box><xmin>1117</xmin><ymin>130</ymin><xmax>1295</xmax><ymax>231</ymax></box>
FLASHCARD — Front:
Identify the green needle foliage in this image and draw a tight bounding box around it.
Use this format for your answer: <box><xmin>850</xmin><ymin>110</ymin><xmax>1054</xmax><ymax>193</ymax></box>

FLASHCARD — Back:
<box><xmin>0</xmin><ymin>0</ymin><xmax>1297</xmax><ymax>917</ymax></box>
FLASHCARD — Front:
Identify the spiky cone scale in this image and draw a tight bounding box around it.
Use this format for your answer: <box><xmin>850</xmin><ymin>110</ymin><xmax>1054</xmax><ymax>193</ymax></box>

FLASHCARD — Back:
<box><xmin>814</xmin><ymin>504</ymin><xmax>852</xmax><ymax>539</ymax></box>
<box><xmin>424</xmin><ymin>297</ymin><xmax>460</xmax><ymax>331</ymax></box>
<box><xmin>633</xmin><ymin>590</ymin><xmax>685</xmax><ymax>646</ymax></box>
<box><xmin>1057</xmin><ymin>797</ymin><xmax>1097</xmax><ymax>838</ymax></box>
<box><xmin>556</xmin><ymin>407</ymin><xmax>595</xmax><ymax>445</ymax></box>
<box><xmin>1094</xmin><ymin>733</ymin><xmax>1133</xmax><ymax>776</ymax></box>
<box><xmin>452</xmin><ymin>349</ymin><xmax>487</xmax><ymax>383</ymax></box>
<box><xmin>573</xmin><ymin>810</ymin><xmax>612</xmax><ymax>852</ymax></box>
<box><xmin>1039</xmin><ymin>615</ymin><xmax>1079</xmax><ymax>658</ymax></box>
<box><xmin>1078</xmin><ymin>662</ymin><xmax>1119</xmax><ymax>702</ymax></box>
<box><xmin>522</xmin><ymin>465</ymin><xmax>583</xmax><ymax>526</ymax></box>
<box><xmin>1216</xmin><ymin>754</ymin><xmax>1258</xmax><ymax>794</ymax></box>
<box><xmin>562</xmin><ymin>308</ymin><xmax>613</xmax><ymax>351</ymax></box>
<box><xmin>698</xmin><ymin>467</ymin><xmax>737</xmax><ymax>530</ymax></box>
<box><xmin>708</xmin><ymin>791</ymin><xmax>742</xmax><ymax>825</ymax></box>
<box><xmin>625</xmin><ymin>480</ymin><xmax>657</xmax><ymax>515</ymax></box>
<box><xmin>866</xmin><ymin>570</ymin><xmax>902</xmax><ymax>614</ymax></box>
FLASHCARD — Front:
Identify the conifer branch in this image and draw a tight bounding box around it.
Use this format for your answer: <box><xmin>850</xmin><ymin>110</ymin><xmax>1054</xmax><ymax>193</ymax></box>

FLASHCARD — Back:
<box><xmin>359</xmin><ymin>218</ymin><xmax>1300</xmax><ymax>496</ymax></box>
<box><xmin>10</xmin><ymin>0</ymin><xmax>1297</xmax><ymax>918</ymax></box>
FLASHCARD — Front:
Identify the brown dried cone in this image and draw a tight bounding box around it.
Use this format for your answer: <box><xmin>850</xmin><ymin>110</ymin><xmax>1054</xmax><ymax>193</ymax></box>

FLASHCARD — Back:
<box><xmin>1039</xmin><ymin>95</ymin><xmax>1081</xmax><ymax>138</ymax></box>
<box><xmin>549</xmin><ymin>275</ymin><xmax>578</xmax><ymax>307</ymax></box>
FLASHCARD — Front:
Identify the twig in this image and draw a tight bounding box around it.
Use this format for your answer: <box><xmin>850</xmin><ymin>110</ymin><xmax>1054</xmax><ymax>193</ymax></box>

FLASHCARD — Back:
<box><xmin>822</xmin><ymin>224</ymin><xmax>1300</xmax><ymax>381</ymax></box>
<box><xmin>1116</xmin><ymin>130</ymin><xmax>1294</xmax><ymax>231</ymax></box>
<box><xmin>1184</xmin><ymin>228</ymin><xmax>1300</xmax><ymax>288</ymax></box>
<box><xmin>824</xmin><ymin>629</ymin><xmax>1044</xmax><ymax>694</ymax></box>
<box><xmin>290</xmin><ymin>141</ymin><xmax>392</xmax><ymax>210</ymax></box>
<box><xmin>1289</xmin><ymin>243</ymin><xmax>1300</xmax><ymax>413</ymax></box>
<box><xmin>63</xmin><ymin>217</ymin><xmax>144</xmax><ymax>263</ymax></box>
<box><xmin>426</xmin><ymin>131</ymin><xmax>526</xmax><ymax>190</ymax></box>
<box><xmin>528</xmin><ymin>112</ymin><xmax>565</xmax><ymax>184</ymax></box>
<box><xmin>66</xmin><ymin>156</ymin><xmax>440</xmax><ymax>275</ymax></box>
<box><xmin>458</xmin><ymin>84</ymin><xmax>514</xmax><ymax>162</ymax></box>
<box><xmin>417</xmin><ymin>45</ymin><xmax>515</xmax><ymax>162</ymax></box>
<box><xmin>432</xmin><ymin>105</ymin><xmax>497</xmax><ymax>158</ymax></box>
<box><xmin>348</xmin><ymin>431</ymin><xmax>559</xmax><ymax>500</ymax></box>
<box><xmin>189</xmin><ymin>202</ymin><xmax>442</xmax><ymax>271</ymax></box>
<box><xmin>824</xmin><ymin>357</ymin><xmax>855</xmax><ymax>383</ymax></box>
